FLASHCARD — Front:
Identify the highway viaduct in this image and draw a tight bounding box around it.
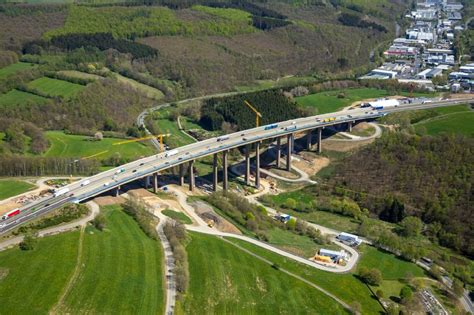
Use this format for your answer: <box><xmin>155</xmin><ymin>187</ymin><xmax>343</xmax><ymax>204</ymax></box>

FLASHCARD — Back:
<box><xmin>0</xmin><ymin>97</ymin><xmax>472</xmax><ymax>234</ymax></box>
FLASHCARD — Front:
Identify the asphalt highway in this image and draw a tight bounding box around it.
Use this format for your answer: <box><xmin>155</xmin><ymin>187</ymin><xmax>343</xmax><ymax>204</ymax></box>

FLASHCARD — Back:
<box><xmin>1</xmin><ymin>97</ymin><xmax>472</xmax><ymax>234</ymax></box>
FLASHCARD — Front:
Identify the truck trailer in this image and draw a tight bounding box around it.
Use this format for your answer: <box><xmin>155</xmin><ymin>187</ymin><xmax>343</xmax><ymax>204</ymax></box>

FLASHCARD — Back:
<box><xmin>53</xmin><ymin>187</ymin><xmax>70</xmax><ymax>198</ymax></box>
<box><xmin>2</xmin><ymin>209</ymin><xmax>21</xmax><ymax>220</ymax></box>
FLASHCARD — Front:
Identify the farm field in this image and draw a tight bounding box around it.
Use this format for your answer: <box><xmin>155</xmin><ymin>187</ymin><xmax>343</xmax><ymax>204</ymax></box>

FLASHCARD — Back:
<box><xmin>0</xmin><ymin>179</ymin><xmax>36</xmax><ymax>200</ymax></box>
<box><xmin>0</xmin><ymin>231</ymin><xmax>80</xmax><ymax>314</ymax></box>
<box><xmin>0</xmin><ymin>89</ymin><xmax>49</xmax><ymax>106</ymax></box>
<box><xmin>114</xmin><ymin>73</ymin><xmax>164</xmax><ymax>100</ymax></box>
<box><xmin>61</xmin><ymin>206</ymin><xmax>164</xmax><ymax>314</ymax></box>
<box><xmin>225</xmin><ymin>238</ymin><xmax>384</xmax><ymax>314</ymax></box>
<box><xmin>162</xmin><ymin>209</ymin><xmax>192</xmax><ymax>224</ymax></box>
<box><xmin>0</xmin><ymin>62</ymin><xmax>37</xmax><ymax>78</ymax></box>
<box><xmin>57</xmin><ymin>70</ymin><xmax>103</xmax><ymax>81</ymax></box>
<box><xmin>44</xmin><ymin>131</ymin><xmax>154</xmax><ymax>161</ymax></box>
<box><xmin>27</xmin><ymin>77</ymin><xmax>85</xmax><ymax>98</ymax></box>
<box><xmin>182</xmin><ymin>232</ymin><xmax>349</xmax><ymax>314</ymax></box>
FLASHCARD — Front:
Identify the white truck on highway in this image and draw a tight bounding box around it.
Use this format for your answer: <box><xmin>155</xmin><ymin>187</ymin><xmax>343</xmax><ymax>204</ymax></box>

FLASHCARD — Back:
<box><xmin>53</xmin><ymin>187</ymin><xmax>70</xmax><ymax>198</ymax></box>
<box><xmin>165</xmin><ymin>149</ymin><xmax>179</xmax><ymax>157</ymax></box>
<box><xmin>80</xmin><ymin>179</ymin><xmax>90</xmax><ymax>187</ymax></box>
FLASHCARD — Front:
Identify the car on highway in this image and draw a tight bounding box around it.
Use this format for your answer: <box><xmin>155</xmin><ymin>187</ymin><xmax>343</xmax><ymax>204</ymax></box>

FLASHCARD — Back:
<box><xmin>104</xmin><ymin>182</ymin><xmax>110</xmax><ymax>187</ymax></box>
<box><xmin>132</xmin><ymin>170</ymin><xmax>137</xmax><ymax>173</ymax></box>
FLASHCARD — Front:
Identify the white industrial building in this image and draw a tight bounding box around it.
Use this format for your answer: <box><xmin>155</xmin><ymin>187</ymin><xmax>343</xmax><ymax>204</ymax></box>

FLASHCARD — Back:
<box><xmin>336</xmin><ymin>232</ymin><xmax>362</xmax><ymax>246</ymax></box>
<box><xmin>417</xmin><ymin>68</ymin><xmax>443</xmax><ymax>79</ymax></box>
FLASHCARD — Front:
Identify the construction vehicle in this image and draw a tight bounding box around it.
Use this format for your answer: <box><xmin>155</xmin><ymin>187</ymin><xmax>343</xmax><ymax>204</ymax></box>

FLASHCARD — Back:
<box><xmin>207</xmin><ymin>219</ymin><xmax>215</xmax><ymax>228</ymax></box>
<box><xmin>243</xmin><ymin>100</ymin><xmax>262</xmax><ymax>127</ymax></box>
<box><xmin>312</xmin><ymin>255</ymin><xmax>332</xmax><ymax>263</ymax></box>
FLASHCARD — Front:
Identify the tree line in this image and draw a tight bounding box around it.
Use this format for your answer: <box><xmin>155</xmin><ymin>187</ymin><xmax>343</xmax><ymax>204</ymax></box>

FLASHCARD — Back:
<box><xmin>199</xmin><ymin>89</ymin><xmax>304</xmax><ymax>131</ymax></box>
<box><xmin>23</xmin><ymin>33</ymin><xmax>158</xmax><ymax>59</ymax></box>
<box><xmin>0</xmin><ymin>156</ymin><xmax>100</xmax><ymax>176</ymax></box>
<box><xmin>338</xmin><ymin>13</ymin><xmax>387</xmax><ymax>33</ymax></box>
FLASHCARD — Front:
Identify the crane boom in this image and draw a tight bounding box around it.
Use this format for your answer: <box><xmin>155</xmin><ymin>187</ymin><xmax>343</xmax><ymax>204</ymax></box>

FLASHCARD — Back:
<box><xmin>243</xmin><ymin>100</ymin><xmax>262</xmax><ymax>127</ymax></box>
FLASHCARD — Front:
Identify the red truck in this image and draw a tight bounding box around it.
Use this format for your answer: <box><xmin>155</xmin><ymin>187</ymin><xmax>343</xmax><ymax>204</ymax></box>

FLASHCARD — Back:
<box><xmin>2</xmin><ymin>209</ymin><xmax>21</xmax><ymax>220</ymax></box>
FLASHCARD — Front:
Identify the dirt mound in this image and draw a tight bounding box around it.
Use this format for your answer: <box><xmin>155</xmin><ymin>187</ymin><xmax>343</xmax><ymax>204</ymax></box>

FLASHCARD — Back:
<box><xmin>191</xmin><ymin>200</ymin><xmax>242</xmax><ymax>235</ymax></box>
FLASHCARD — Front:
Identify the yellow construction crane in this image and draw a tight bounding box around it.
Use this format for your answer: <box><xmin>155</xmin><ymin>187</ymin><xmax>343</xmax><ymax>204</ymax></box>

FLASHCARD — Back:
<box><xmin>113</xmin><ymin>134</ymin><xmax>171</xmax><ymax>152</ymax></box>
<box><xmin>244</xmin><ymin>100</ymin><xmax>262</xmax><ymax>127</ymax></box>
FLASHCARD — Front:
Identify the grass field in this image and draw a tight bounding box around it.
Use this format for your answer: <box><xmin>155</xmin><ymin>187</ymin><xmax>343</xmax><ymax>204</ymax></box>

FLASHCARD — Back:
<box><xmin>358</xmin><ymin>245</ymin><xmax>425</xmax><ymax>280</ymax></box>
<box><xmin>153</xmin><ymin>108</ymin><xmax>196</xmax><ymax>148</ymax></box>
<box><xmin>182</xmin><ymin>232</ymin><xmax>349</xmax><ymax>314</ymax></box>
<box><xmin>114</xmin><ymin>73</ymin><xmax>164</xmax><ymax>100</ymax></box>
<box><xmin>0</xmin><ymin>231</ymin><xmax>80</xmax><ymax>314</ymax></box>
<box><xmin>61</xmin><ymin>206</ymin><xmax>164</xmax><ymax>314</ymax></box>
<box><xmin>162</xmin><ymin>209</ymin><xmax>192</xmax><ymax>224</ymax></box>
<box><xmin>27</xmin><ymin>77</ymin><xmax>85</xmax><ymax>98</ymax></box>
<box><xmin>296</xmin><ymin>88</ymin><xmax>433</xmax><ymax>114</ymax></box>
<box><xmin>0</xmin><ymin>179</ymin><xmax>36</xmax><ymax>200</ymax></box>
<box><xmin>0</xmin><ymin>89</ymin><xmax>49</xmax><ymax>106</ymax></box>
<box><xmin>44</xmin><ymin>131</ymin><xmax>154</xmax><ymax>161</ymax></box>
<box><xmin>0</xmin><ymin>62</ymin><xmax>37</xmax><ymax>78</ymax></box>
<box><xmin>225</xmin><ymin>237</ymin><xmax>383</xmax><ymax>314</ymax></box>
<box><xmin>415</xmin><ymin>111</ymin><xmax>474</xmax><ymax>137</ymax></box>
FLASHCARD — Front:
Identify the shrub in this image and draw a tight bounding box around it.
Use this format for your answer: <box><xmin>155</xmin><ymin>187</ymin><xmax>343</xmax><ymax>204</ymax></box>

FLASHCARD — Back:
<box><xmin>92</xmin><ymin>213</ymin><xmax>106</xmax><ymax>231</ymax></box>
<box><xmin>358</xmin><ymin>267</ymin><xmax>382</xmax><ymax>286</ymax></box>
<box><xmin>19</xmin><ymin>232</ymin><xmax>38</xmax><ymax>251</ymax></box>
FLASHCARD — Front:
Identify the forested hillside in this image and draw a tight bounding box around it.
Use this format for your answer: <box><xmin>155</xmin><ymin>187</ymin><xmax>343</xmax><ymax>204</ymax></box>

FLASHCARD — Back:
<box><xmin>333</xmin><ymin>132</ymin><xmax>474</xmax><ymax>257</ymax></box>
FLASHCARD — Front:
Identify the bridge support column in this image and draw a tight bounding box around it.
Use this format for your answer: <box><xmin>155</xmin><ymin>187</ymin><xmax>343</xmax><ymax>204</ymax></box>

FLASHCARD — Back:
<box><xmin>143</xmin><ymin>176</ymin><xmax>151</xmax><ymax>189</ymax></box>
<box><xmin>213</xmin><ymin>153</ymin><xmax>218</xmax><ymax>192</ymax></box>
<box><xmin>255</xmin><ymin>142</ymin><xmax>260</xmax><ymax>189</ymax></box>
<box><xmin>245</xmin><ymin>145</ymin><xmax>250</xmax><ymax>186</ymax></box>
<box><xmin>286</xmin><ymin>134</ymin><xmax>292</xmax><ymax>171</ymax></box>
<box><xmin>115</xmin><ymin>186</ymin><xmax>120</xmax><ymax>197</ymax></box>
<box><xmin>348</xmin><ymin>121</ymin><xmax>353</xmax><ymax>133</ymax></box>
<box><xmin>179</xmin><ymin>164</ymin><xmax>184</xmax><ymax>186</ymax></box>
<box><xmin>317</xmin><ymin>128</ymin><xmax>322</xmax><ymax>154</ymax></box>
<box><xmin>306</xmin><ymin>130</ymin><xmax>312</xmax><ymax>150</ymax></box>
<box><xmin>276</xmin><ymin>137</ymin><xmax>281</xmax><ymax>168</ymax></box>
<box><xmin>188</xmin><ymin>160</ymin><xmax>195</xmax><ymax>192</ymax></box>
<box><xmin>153</xmin><ymin>172</ymin><xmax>158</xmax><ymax>193</ymax></box>
<box><xmin>223</xmin><ymin>150</ymin><xmax>229</xmax><ymax>191</ymax></box>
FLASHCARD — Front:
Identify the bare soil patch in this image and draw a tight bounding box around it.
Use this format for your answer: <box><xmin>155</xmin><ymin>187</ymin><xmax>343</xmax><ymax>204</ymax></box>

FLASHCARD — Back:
<box><xmin>93</xmin><ymin>196</ymin><xmax>125</xmax><ymax>206</ymax></box>
<box><xmin>293</xmin><ymin>152</ymin><xmax>330</xmax><ymax>176</ymax></box>
<box><xmin>191</xmin><ymin>200</ymin><xmax>242</xmax><ymax>234</ymax></box>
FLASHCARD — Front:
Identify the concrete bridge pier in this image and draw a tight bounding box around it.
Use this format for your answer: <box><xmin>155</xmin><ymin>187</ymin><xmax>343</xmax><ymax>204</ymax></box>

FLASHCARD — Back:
<box><xmin>223</xmin><ymin>150</ymin><xmax>229</xmax><ymax>190</ymax></box>
<box><xmin>179</xmin><ymin>164</ymin><xmax>184</xmax><ymax>186</ymax></box>
<box><xmin>188</xmin><ymin>160</ymin><xmax>195</xmax><ymax>192</ymax></box>
<box><xmin>153</xmin><ymin>172</ymin><xmax>159</xmax><ymax>193</ymax></box>
<box><xmin>306</xmin><ymin>129</ymin><xmax>312</xmax><ymax>150</ymax></box>
<box><xmin>348</xmin><ymin>121</ymin><xmax>353</xmax><ymax>132</ymax></box>
<box><xmin>245</xmin><ymin>145</ymin><xmax>251</xmax><ymax>185</ymax></box>
<box><xmin>143</xmin><ymin>176</ymin><xmax>151</xmax><ymax>189</ymax></box>
<box><xmin>276</xmin><ymin>137</ymin><xmax>281</xmax><ymax>168</ymax></box>
<box><xmin>255</xmin><ymin>142</ymin><xmax>261</xmax><ymax>189</ymax></box>
<box><xmin>115</xmin><ymin>186</ymin><xmax>120</xmax><ymax>197</ymax></box>
<box><xmin>286</xmin><ymin>134</ymin><xmax>293</xmax><ymax>171</ymax></box>
<box><xmin>317</xmin><ymin>128</ymin><xmax>322</xmax><ymax>154</ymax></box>
<box><xmin>213</xmin><ymin>153</ymin><xmax>218</xmax><ymax>192</ymax></box>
